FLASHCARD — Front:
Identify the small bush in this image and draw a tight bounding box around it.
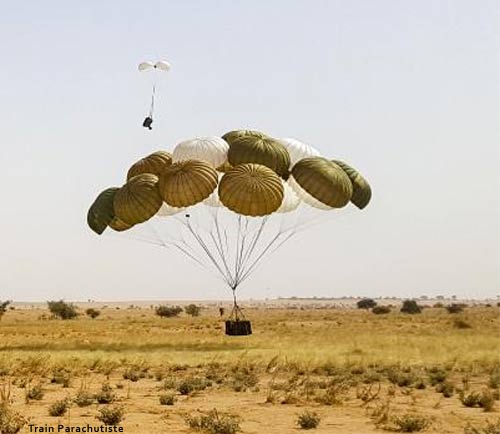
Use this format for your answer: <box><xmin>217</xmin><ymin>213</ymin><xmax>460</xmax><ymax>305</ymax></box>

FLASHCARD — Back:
<box><xmin>435</xmin><ymin>382</ymin><xmax>454</xmax><ymax>398</ymax></box>
<box><xmin>480</xmin><ymin>390</ymin><xmax>496</xmax><ymax>412</ymax></box>
<box><xmin>185</xmin><ymin>409</ymin><xmax>241</xmax><ymax>434</ymax></box>
<box><xmin>391</xmin><ymin>413</ymin><xmax>431</xmax><ymax>432</ymax></box>
<box><xmin>96</xmin><ymin>406</ymin><xmax>124</xmax><ymax>426</ymax></box>
<box><xmin>357</xmin><ymin>298</ymin><xmax>377</xmax><ymax>309</ymax></box>
<box><xmin>372</xmin><ymin>305</ymin><xmax>391</xmax><ymax>315</ymax></box>
<box><xmin>0</xmin><ymin>403</ymin><xmax>27</xmax><ymax>434</ymax></box>
<box><xmin>433</xmin><ymin>302</ymin><xmax>444</xmax><ymax>308</ymax></box>
<box><xmin>159</xmin><ymin>393</ymin><xmax>175</xmax><ymax>406</ymax></box>
<box><xmin>48</xmin><ymin>399</ymin><xmax>69</xmax><ymax>417</ymax></box>
<box><xmin>297</xmin><ymin>410</ymin><xmax>321</xmax><ymax>429</ymax></box>
<box><xmin>464</xmin><ymin>418</ymin><xmax>500</xmax><ymax>434</ymax></box>
<box><xmin>85</xmin><ymin>308</ymin><xmax>101</xmax><ymax>319</ymax></box>
<box><xmin>454</xmin><ymin>318</ymin><xmax>472</xmax><ymax>329</ymax></box>
<box><xmin>461</xmin><ymin>391</ymin><xmax>482</xmax><ymax>408</ymax></box>
<box><xmin>428</xmin><ymin>369</ymin><xmax>447</xmax><ymax>386</ymax></box>
<box><xmin>155</xmin><ymin>305</ymin><xmax>183</xmax><ymax>318</ymax></box>
<box><xmin>184</xmin><ymin>304</ymin><xmax>201</xmax><ymax>317</ymax></box>
<box><xmin>0</xmin><ymin>301</ymin><xmax>11</xmax><ymax>321</ymax></box>
<box><xmin>47</xmin><ymin>300</ymin><xmax>78</xmax><ymax>320</ymax></box>
<box><xmin>26</xmin><ymin>383</ymin><xmax>44</xmax><ymax>401</ymax></box>
<box><xmin>446</xmin><ymin>303</ymin><xmax>465</xmax><ymax>314</ymax></box>
<box><xmin>488</xmin><ymin>372</ymin><xmax>500</xmax><ymax>389</ymax></box>
<box><xmin>74</xmin><ymin>391</ymin><xmax>94</xmax><ymax>407</ymax></box>
<box><xmin>95</xmin><ymin>383</ymin><xmax>115</xmax><ymax>404</ymax></box>
<box><xmin>178</xmin><ymin>377</ymin><xmax>210</xmax><ymax>395</ymax></box>
<box><xmin>400</xmin><ymin>300</ymin><xmax>422</xmax><ymax>314</ymax></box>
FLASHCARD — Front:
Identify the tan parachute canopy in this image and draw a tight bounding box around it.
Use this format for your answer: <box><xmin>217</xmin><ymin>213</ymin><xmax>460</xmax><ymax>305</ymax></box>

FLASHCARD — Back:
<box><xmin>332</xmin><ymin>160</ymin><xmax>372</xmax><ymax>209</ymax></box>
<box><xmin>218</xmin><ymin>163</ymin><xmax>284</xmax><ymax>216</ymax></box>
<box><xmin>227</xmin><ymin>133</ymin><xmax>290</xmax><ymax>178</ymax></box>
<box><xmin>159</xmin><ymin>159</ymin><xmax>218</xmax><ymax>208</ymax></box>
<box><xmin>291</xmin><ymin>157</ymin><xmax>353</xmax><ymax>208</ymax></box>
<box><xmin>127</xmin><ymin>151</ymin><xmax>172</xmax><ymax>180</ymax></box>
<box><xmin>113</xmin><ymin>174</ymin><xmax>163</xmax><ymax>225</ymax></box>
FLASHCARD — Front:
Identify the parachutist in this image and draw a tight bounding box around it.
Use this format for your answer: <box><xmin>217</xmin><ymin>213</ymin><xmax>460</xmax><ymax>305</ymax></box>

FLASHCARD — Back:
<box><xmin>185</xmin><ymin>214</ymin><xmax>190</xmax><ymax>218</ymax></box>
<box><xmin>142</xmin><ymin>116</ymin><xmax>153</xmax><ymax>130</ymax></box>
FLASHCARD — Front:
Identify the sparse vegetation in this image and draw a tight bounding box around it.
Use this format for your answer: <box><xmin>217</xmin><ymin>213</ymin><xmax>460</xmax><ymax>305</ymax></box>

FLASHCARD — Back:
<box><xmin>47</xmin><ymin>300</ymin><xmax>78</xmax><ymax>319</ymax></box>
<box><xmin>155</xmin><ymin>305</ymin><xmax>183</xmax><ymax>318</ymax></box>
<box><xmin>357</xmin><ymin>298</ymin><xmax>377</xmax><ymax>309</ymax></box>
<box><xmin>184</xmin><ymin>304</ymin><xmax>202</xmax><ymax>317</ymax></box>
<box><xmin>446</xmin><ymin>303</ymin><xmax>466</xmax><ymax>314</ymax></box>
<box><xmin>372</xmin><ymin>305</ymin><xmax>391</xmax><ymax>315</ymax></box>
<box><xmin>96</xmin><ymin>406</ymin><xmax>124</xmax><ymax>426</ymax></box>
<box><xmin>95</xmin><ymin>383</ymin><xmax>115</xmax><ymax>404</ymax></box>
<box><xmin>400</xmin><ymin>300</ymin><xmax>422</xmax><ymax>314</ymax></box>
<box><xmin>159</xmin><ymin>393</ymin><xmax>175</xmax><ymax>405</ymax></box>
<box><xmin>297</xmin><ymin>410</ymin><xmax>321</xmax><ymax>429</ymax></box>
<box><xmin>390</xmin><ymin>413</ymin><xmax>431</xmax><ymax>432</ymax></box>
<box><xmin>85</xmin><ymin>308</ymin><xmax>101</xmax><ymax>319</ymax></box>
<box><xmin>185</xmin><ymin>409</ymin><xmax>241</xmax><ymax>434</ymax></box>
<box><xmin>74</xmin><ymin>390</ymin><xmax>94</xmax><ymax>407</ymax></box>
<box><xmin>48</xmin><ymin>399</ymin><xmax>69</xmax><ymax>416</ymax></box>
<box><xmin>465</xmin><ymin>418</ymin><xmax>500</xmax><ymax>434</ymax></box>
<box><xmin>0</xmin><ymin>301</ymin><xmax>11</xmax><ymax>321</ymax></box>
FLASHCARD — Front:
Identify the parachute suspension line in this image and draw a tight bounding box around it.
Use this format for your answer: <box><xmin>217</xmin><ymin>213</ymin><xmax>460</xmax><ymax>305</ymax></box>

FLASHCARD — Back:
<box><xmin>184</xmin><ymin>216</ymin><xmax>233</xmax><ymax>288</ymax></box>
<box><xmin>149</xmin><ymin>84</ymin><xmax>156</xmax><ymax>118</ymax></box>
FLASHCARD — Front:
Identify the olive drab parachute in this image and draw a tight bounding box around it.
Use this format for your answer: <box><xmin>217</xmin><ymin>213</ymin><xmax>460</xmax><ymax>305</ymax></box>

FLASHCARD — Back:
<box><xmin>332</xmin><ymin>160</ymin><xmax>372</xmax><ymax>209</ymax></box>
<box><xmin>87</xmin><ymin>187</ymin><xmax>119</xmax><ymax>235</ymax></box>
<box><xmin>113</xmin><ymin>174</ymin><xmax>163</xmax><ymax>225</ymax></box>
<box><xmin>227</xmin><ymin>134</ymin><xmax>290</xmax><ymax>178</ymax></box>
<box><xmin>139</xmin><ymin>60</ymin><xmax>171</xmax><ymax>130</ymax></box>
<box><xmin>218</xmin><ymin>164</ymin><xmax>284</xmax><ymax>216</ymax></box>
<box><xmin>158</xmin><ymin>160</ymin><xmax>218</xmax><ymax>208</ymax></box>
<box><xmin>87</xmin><ymin>129</ymin><xmax>372</xmax><ymax>333</ymax></box>
<box><xmin>127</xmin><ymin>151</ymin><xmax>172</xmax><ymax>180</ymax></box>
<box><xmin>291</xmin><ymin>157</ymin><xmax>353</xmax><ymax>209</ymax></box>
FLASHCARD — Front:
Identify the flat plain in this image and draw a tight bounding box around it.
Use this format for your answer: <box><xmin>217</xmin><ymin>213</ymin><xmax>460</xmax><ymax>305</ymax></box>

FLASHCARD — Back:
<box><xmin>0</xmin><ymin>300</ymin><xmax>499</xmax><ymax>434</ymax></box>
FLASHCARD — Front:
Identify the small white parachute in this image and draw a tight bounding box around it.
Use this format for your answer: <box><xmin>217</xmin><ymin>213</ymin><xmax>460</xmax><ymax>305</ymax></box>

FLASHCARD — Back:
<box><xmin>139</xmin><ymin>59</ymin><xmax>171</xmax><ymax>130</ymax></box>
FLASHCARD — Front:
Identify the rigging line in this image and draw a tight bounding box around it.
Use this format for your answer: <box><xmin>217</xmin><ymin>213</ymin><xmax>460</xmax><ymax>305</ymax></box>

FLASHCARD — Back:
<box><xmin>149</xmin><ymin>84</ymin><xmax>156</xmax><ymax>117</ymax></box>
<box><xmin>238</xmin><ymin>230</ymin><xmax>297</xmax><ymax>287</ymax></box>
<box><xmin>209</xmin><ymin>230</ymin><xmax>235</xmax><ymax>288</ymax></box>
<box><xmin>233</xmin><ymin>215</ymin><xmax>243</xmax><ymax>284</ymax></box>
<box><xmin>236</xmin><ymin>216</ymin><xmax>268</xmax><ymax>283</ymax></box>
<box><xmin>213</xmin><ymin>215</ymin><xmax>235</xmax><ymax>286</ymax></box>
<box><xmin>185</xmin><ymin>219</ymin><xmax>232</xmax><ymax>287</ymax></box>
<box><xmin>237</xmin><ymin>230</ymin><xmax>284</xmax><ymax>285</ymax></box>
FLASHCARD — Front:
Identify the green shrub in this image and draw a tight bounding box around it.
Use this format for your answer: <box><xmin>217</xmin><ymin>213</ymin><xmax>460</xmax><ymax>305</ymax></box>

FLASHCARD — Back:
<box><xmin>26</xmin><ymin>383</ymin><xmax>44</xmax><ymax>401</ymax></box>
<box><xmin>357</xmin><ymin>298</ymin><xmax>377</xmax><ymax>309</ymax></box>
<box><xmin>96</xmin><ymin>406</ymin><xmax>124</xmax><ymax>426</ymax></box>
<box><xmin>159</xmin><ymin>393</ymin><xmax>175</xmax><ymax>405</ymax></box>
<box><xmin>184</xmin><ymin>304</ymin><xmax>201</xmax><ymax>317</ymax></box>
<box><xmin>155</xmin><ymin>305</ymin><xmax>183</xmax><ymax>318</ymax></box>
<box><xmin>372</xmin><ymin>305</ymin><xmax>391</xmax><ymax>315</ymax></box>
<box><xmin>74</xmin><ymin>391</ymin><xmax>94</xmax><ymax>407</ymax></box>
<box><xmin>435</xmin><ymin>382</ymin><xmax>454</xmax><ymax>397</ymax></box>
<box><xmin>85</xmin><ymin>308</ymin><xmax>101</xmax><ymax>319</ymax></box>
<box><xmin>464</xmin><ymin>418</ymin><xmax>500</xmax><ymax>434</ymax></box>
<box><xmin>297</xmin><ymin>410</ymin><xmax>321</xmax><ymax>429</ymax></box>
<box><xmin>178</xmin><ymin>377</ymin><xmax>210</xmax><ymax>395</ymax></box>
<box><xmin>185</xmin><ymin>409</ymin><xmax>240</xmax><ymax>434</ymax></box>
<box><xmin>95</xmin><ymin>383</ymin><xmax>115</xmax><ymax>404</ymax></box>
<box><xmin>461</xmin><ymin>391</ymin><xmax>482</xmax><ymax>408</ymax></box>
<box><xmin>47</xmin><ymin>300</ymin><xmax>78</xmax><ymax>320</ymax></box>
<box><xmin>446</xmin><ymin>303</ymin><xmax>465</xmax><ymax>314</ymax></box>
<box><xmin>48</xmin><ymin>399</ymin><xmax>69</xmax><ymax>417</ymax></box>
<box><xmin>0</xmin><ymin>301</ymin><xmax>11</xmax><ymax>321</ymax></box>
<box><xmin>0</xmin><ymin>403</ymin><xmax>27</xmax><ymax>434</ymax></box>
<box><xmin>391</xmin><ymin>413</ymin><xmax>431</xmax><ymax>432</ymax></box>
<box><xmin>400</xmin><ymin>300</ymin><xmax>422</xmax><ymax>314</ymax></box>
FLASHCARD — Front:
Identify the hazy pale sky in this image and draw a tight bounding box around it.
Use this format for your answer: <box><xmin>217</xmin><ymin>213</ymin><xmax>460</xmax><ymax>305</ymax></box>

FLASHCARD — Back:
<box><xmin>0</xmin><ymin>0</ymin><xmax>498</xmax><ymax>301</ymax></box>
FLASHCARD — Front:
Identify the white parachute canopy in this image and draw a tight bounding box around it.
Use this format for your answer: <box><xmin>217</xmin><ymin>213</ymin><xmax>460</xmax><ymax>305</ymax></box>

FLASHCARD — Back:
<box><xmin>138</xmin><ymin>60</ymin><xmax>171</xmax><ymax>72</ymax></box>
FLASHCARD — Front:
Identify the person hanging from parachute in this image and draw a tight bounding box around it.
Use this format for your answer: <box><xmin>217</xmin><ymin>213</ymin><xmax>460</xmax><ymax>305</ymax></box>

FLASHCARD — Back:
<box><xmin>138</xmin><ymin>60</ymin><xmax>171</xmax><ymax>130</ymax></box>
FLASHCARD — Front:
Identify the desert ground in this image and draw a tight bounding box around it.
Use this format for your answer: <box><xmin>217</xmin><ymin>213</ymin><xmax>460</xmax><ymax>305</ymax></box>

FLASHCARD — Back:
<box><xmin>0</xmin><ymin>299</ymin><xmax>499</xmax><ymax>434</ymax></box>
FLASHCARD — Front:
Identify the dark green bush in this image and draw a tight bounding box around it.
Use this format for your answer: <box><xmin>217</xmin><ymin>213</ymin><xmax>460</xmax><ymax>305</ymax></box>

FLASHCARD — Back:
<box><xmin>297</xmin><ymin>410</ymin><xmax>321</xmax><ymax>429</ymax></box>
<box><xmin>400</xmin><ymin>300</ymin><xmax>422</xmax><ymax>314</ymax></box>
<box><xmin>357</xmin><ymin>298</ymin><xmax>377</xmax><ymax>309</ymax></box>
<box><xmin>47</xmin><ymin>300</ymin><xmax>78</xmax><ymax>320</ymax></box>
<box><xmin>155</xmin><ymin>305</ymin><xmax>183</xmax><ymax>318</ymax></box>
<box><xmin>372</xmin><ymin>306</ymin><xmax>391</xmax><ymax>315</ymax></box>
<box><xmin>85</xmin><ymin>308</ymin><xmax>101</xmax><ymax>319</ymax></box>
<box><xmin>184</xmin><ymin>304</ymin><xmax>201</xmax><ymax>317</ymax></box>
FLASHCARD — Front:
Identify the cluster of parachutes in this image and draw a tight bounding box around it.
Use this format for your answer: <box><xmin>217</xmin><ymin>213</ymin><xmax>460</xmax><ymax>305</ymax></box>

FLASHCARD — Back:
<box><xmin>88</xmin><ymin>130</ymin><xmax>370</xmax><ymax>234</ymax></box>
<box><xmin>88</xmin><ymin>130</ymin><xmax>371</xmax><ymax>302</ymax></box>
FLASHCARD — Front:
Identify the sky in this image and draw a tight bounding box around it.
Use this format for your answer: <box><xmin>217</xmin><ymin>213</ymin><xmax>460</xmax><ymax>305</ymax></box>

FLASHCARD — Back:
<box><xmin>0</xmin><ymin>0</ymin><xmax>498</xmax><ymax>301</ymax></box>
